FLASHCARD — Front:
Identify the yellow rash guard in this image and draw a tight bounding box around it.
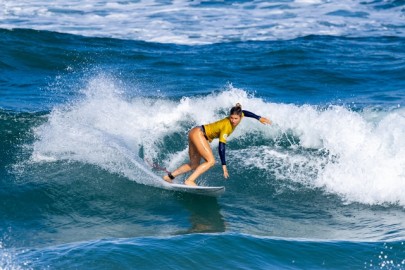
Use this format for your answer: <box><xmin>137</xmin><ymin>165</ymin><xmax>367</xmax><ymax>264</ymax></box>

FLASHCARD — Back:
<box><xmin>202</xmin><ymin>110</ymin><xmax>261</xmax><ymax>143</ymax></box>
<box><xmin>201</xmin><ymin>110</ymin><xmax>261</xmax><ymax>165</ymax></box>
<box><xmin>203</xmin><ymin>117</ymin><xmax>235</xmax><ymax>143</ymax></box>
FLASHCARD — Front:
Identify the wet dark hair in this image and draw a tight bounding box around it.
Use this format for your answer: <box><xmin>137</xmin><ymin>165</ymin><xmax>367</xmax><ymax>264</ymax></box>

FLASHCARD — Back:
<box><xmin>230</xmin><ymin>103</ymin><xmax>242</xmax><ymax>116</ymax></box>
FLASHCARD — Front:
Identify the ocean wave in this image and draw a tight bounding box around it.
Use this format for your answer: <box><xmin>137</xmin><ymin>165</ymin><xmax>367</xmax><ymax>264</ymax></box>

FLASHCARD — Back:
<box><xmin>1</xmin><ymin>0</ymin><xmax>404</xmax><ymax>44</ymax></box>
<box><xmin>29</xmin><ymin>75</ymin><xmax>405</xmax><ymax>206</ymax></box>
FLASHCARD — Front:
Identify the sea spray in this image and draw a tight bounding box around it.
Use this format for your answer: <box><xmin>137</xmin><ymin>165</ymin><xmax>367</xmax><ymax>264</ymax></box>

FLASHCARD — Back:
<box><xmin>32</xmin><ymin>75</ymin><xmax>405</xmax><ymax>206</ymax></box>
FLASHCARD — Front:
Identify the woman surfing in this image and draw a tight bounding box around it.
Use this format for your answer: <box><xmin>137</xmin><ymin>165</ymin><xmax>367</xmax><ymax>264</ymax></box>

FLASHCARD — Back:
<box><xmin>163</xmin><ymin>103</ymin><xmax>271</xmax><ymax>186</ymax></box>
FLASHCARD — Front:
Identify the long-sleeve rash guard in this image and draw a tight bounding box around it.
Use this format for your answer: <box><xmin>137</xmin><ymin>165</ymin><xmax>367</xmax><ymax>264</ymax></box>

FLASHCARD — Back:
<box><xmin>203</xmin><ymin>110</ymin><xmax>261</xmax><ymax>165</ymax></box>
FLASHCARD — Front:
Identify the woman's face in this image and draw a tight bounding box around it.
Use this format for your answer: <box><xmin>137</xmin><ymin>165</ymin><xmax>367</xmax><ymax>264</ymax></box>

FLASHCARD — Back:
<box><xmin>229</xmin><ymin>114</ymin><xmax>242</xmax><ymax>127</ymax></box>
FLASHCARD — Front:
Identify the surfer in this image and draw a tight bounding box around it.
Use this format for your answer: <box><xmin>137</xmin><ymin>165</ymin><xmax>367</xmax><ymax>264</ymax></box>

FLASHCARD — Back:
<box><xmin>163</xmin><ymin>103</ymin><xmax>271</xmax><ymax>186</ymax></box>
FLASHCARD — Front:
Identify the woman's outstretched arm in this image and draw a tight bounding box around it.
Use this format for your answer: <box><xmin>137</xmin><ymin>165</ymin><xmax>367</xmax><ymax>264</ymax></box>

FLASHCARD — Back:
<box><xmin>243</xmin><ymin>110</ymin><xmax>272</xmax><ymax>125</ymax></box>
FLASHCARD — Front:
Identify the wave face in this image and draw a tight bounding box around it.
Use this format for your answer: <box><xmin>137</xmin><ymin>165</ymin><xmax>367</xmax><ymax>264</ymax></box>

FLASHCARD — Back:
<box><xmin>1</xmin><ymin>0</ymin><xmax>405</xmax><ymax>44</ymax></box>
<box><xmin>29</xmin><ymin>79</ymin><xmax>405</xmax><ymax>207</ymax></box>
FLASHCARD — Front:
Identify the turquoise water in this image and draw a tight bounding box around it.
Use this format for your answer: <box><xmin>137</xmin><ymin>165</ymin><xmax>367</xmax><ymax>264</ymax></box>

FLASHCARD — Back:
<box><xmin>1</xmin><ymin>1</ymin><xmax>405</xmax><ymax>269</ymax></box>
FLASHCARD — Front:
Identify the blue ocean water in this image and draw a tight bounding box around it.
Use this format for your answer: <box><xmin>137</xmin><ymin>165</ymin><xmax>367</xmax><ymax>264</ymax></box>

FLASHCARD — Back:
<box><xmin>1</xmin><ymin>1</ymin><xmax>405</xmax><ymax>269</ymax></box>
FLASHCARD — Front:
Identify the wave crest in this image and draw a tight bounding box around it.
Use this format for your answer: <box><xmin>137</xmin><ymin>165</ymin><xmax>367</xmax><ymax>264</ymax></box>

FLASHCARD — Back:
<box><xmin>32</xmin><ymin>75</ymin><xmax>405</xmax><ymax>206</ymax></box>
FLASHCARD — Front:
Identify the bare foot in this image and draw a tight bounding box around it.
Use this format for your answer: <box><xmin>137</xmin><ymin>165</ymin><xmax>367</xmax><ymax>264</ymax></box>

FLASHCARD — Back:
<box><xmin>163</xmin><ymin>175</ymin><xmax>173</xmax><ymax>183</ymax></box>
<box><xmin>184</xmin><ymin>180</ymin><xmax>197</xmax><ymax>186</ymax></box>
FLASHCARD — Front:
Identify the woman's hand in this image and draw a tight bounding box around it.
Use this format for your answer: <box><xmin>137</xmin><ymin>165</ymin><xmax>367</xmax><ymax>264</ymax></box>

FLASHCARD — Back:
<box><xmin>259</xmin><ymin>117</ymin><xmax>272</xmax><ymax>125</ymax></box>
<box><xmin>222</xmin><ymin>165</ymin><xmax>229</xmax><ymax>179</ymax></box>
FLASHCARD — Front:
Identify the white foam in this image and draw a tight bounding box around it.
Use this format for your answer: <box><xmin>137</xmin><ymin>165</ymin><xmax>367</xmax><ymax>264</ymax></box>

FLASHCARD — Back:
<box><xmin>1</xmin><ymin>0</ymin><xmax>404</xmax><ymax>44</ymax></box>
<box><xmin>0</xmin><ymin>241</ymin><xmax>25</xmax><ymax>270</ymax></box>
<box><xmin>32</xmin><ymin>75</ymin><xmax>405</xmax><ymax>205</ymax></box>
<box><xmin>32</xmin><ymin>75</ymin><xmax>168</xmax><ymax>187</ymax></box>
<box><xmin>234</xmin><ymin>103</ymin><xmax>405</xmax><ymax>206</ymax></box>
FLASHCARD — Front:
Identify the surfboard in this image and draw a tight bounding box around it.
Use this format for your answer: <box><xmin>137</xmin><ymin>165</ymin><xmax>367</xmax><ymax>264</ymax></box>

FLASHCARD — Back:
<box><xmin>141</xmin><ymin>159</ymin><xmax>225</xmax><ymax>197</ymax></box>
<box><xmin>166</xmin><ymin>183</ymin><xmax>225</xmax><ymax>197</ymax></box>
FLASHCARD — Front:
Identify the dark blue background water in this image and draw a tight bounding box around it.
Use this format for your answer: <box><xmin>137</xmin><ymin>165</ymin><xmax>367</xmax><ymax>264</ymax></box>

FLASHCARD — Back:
<box><xmin>1</xmin><ymin>1</ymin><xmax>405</xmax><ymax>269</ymax></box>
<box><xmin>2</xmin><ymin>29</ymin><xmax>404</xmax><ymax>111</ymax></box>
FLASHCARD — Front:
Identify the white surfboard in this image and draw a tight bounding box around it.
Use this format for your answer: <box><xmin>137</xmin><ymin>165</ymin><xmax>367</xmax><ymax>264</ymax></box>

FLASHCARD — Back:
<box><xmin>166</xmin><ymin>183</ymin><xmax>225</xmax><ymax>197</ymax></box>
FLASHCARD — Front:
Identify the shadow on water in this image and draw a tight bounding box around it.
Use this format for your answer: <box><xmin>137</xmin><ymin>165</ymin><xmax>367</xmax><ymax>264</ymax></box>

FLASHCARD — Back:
<box><xmin>170</xmin><ymin>192</ymin><xmax>226</xmax><ymax>235</ymax></box>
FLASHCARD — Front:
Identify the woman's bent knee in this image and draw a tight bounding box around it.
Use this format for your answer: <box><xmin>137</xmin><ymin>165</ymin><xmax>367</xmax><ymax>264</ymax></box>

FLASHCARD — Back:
<box><xmin>191</xmin><ymin>159</ymin><xmax>214</xmax><ymax>170</ymax></box>
<box><xmin>207</xmin><ymin>159</ymin><xmax>215</xmax><ymax>168</ymax></box>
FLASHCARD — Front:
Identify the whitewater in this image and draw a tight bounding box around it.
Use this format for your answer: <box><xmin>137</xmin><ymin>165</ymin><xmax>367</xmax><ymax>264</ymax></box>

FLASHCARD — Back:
<box><xmin>1</xmin><ymin>0</ymin><xmax>405</xmax><ymax>44</ymax></box>
<box><xmin>30</xmin><ymin>76</ymin><xmax>405</xmax><ymax>206</ymax></box>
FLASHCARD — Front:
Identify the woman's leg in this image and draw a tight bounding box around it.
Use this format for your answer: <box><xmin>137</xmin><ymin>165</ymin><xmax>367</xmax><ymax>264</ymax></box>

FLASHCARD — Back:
<box><xmin>184</xmin><ymin>128</ymin><xmax>215</xmax><ymax>186</ymax></box>
<box><xmin>162</xmin><ymin>127</ymin><xmax>202</xmax><ymax>183</ymax></box>
<box><xmin>163</xmin><ymin>127</ymin><xmax>215</xmax><ymax>185</ymax></box>
<box><xmin>163</xmin><ymin>138</ymin><xmax>200</xmax><ymax>182</ymax></box>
